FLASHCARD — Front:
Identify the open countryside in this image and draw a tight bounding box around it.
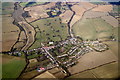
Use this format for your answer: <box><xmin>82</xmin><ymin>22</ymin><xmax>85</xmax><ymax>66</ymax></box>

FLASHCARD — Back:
<box><xmin>1</xmin><ymin>1</ymin><xmax>119</xmax><ymax>79</ymax></box>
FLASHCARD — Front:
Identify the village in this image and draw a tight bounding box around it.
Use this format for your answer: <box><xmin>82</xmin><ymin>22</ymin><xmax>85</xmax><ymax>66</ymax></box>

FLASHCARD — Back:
<box><xmin>2</xmin><ymin>37</ymin><xmax>110</xmax><ymax>77</ymax></box>
<box><xmin>1</xmin><ymin>1</ymin><xmax>119</xmax><ymax>79</ymax></box>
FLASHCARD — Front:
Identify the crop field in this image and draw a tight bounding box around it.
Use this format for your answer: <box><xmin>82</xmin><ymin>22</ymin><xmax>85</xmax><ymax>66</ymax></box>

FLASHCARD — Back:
<box><xmin>24</xmin><ymin>2</ymin><xmax>55</xmax><ymax>22</ymax></box>
<box><xmin>20</xmin><ymin>70</ymin><xmax>39</xmax><ymax>78</ymax></box>
<box><xmin>103</xmin><ymin>41</ymin><xmax>119</xmax><ymax>57</ymax></box>
<box><xmin>101</xmin><ymin>15</ymin><xmax>118</xmax><ymax>28</ymax></box>
<box><xmin>59</xmin><ymin>10</ymin><xmax>73</xmax><ymax>24</ymax></box>
<box><xmin>68</xmin><ymin>48</ymin><xmax>117</xmax><ymax>74</ymax></box>
<box><xmin>92</xmin><ymin>5</ymin><xmax>113</xmax><ymax>12</ymax></box>
<box><xmin>29</xmin><ymin>17</ymin><xmax>69</xmax><ymax>49</ymax></box>
<box><xmin>90</xmin><ymin>62</ymin><xmax>118</xmax><ymax>78</ymax></box>
<box><xmin>2</xmin><ymin>54</ymin><xmax>26</xmax><ymax>78</ymax></box>
<box><xmin>68</xmin><ymin>70</ymin><xmax>96</xmax><ymax>78</ymax></box>
<box><xmin>2</xmin><ymin>15</ymin><xmax>20</xmax><ymax>52</ymax></box>
<box><xmin>72</xmin><ymin>18</ymin><xmax>114</xmax><ymax>40</ymax></box>
<box><xmin>79</xmin><ymin>2</ymin><xmax>96</xmax><ymax>10</ymax></box>
<box><xmin>83</xmin><ymin>11</ymin><xmax>108</xmax><ymax>19</ymax></box>
<box><xmin>68</xmin><ymin>62</ymin><xmax>118</xmax><ymax>78</ymax></box>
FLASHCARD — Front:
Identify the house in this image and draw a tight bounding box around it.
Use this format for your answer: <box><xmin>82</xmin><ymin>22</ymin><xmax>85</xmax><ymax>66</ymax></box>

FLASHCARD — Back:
<box><xmin>49</xmin><ymin>42</ymin><xmax>54</xmax><ymax>45</ymax></box>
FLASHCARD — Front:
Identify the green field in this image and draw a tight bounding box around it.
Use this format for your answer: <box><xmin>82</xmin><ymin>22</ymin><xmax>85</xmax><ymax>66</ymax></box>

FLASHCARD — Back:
<box><xmin>73</xmin><ymin>18</ymin><xmax>114</xmax><ymax>40</ymax></box>
<box><xmin>29</xmin><ymin>17</ymin><xmax>69</xmax><ymax>49</ymax></box>
<box><xmin>2</xmin><ymin>54</ymin><xmax>26</xmax><ymax>78</ymax></box>
<box><xmin>20</xmin><ymin>2</ymin><xmax>46</xmax><ymax>7</ymax></box>
<box><xmin>2</xmin><ymin>2</ymin><xmax>14</xmax><ymax>15</ymax></box>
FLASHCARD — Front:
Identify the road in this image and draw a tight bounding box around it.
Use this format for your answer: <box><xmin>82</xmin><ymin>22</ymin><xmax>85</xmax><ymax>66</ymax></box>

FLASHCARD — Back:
<box><xmin>41</xmin><ymin>43</ymin><xmax>71</xmax><ymax>76</ymax></box>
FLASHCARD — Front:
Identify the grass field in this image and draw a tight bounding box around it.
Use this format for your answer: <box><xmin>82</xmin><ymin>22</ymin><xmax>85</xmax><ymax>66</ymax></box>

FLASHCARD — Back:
<box><xmin>29</xmin><ymin>17</ymin><xmax>69</xmax><ymax>49</ymax></box>
<box><xmin>2</xmin><ymin>54</ymin><xmax>26</xmax><ymax>78</ymax></box>
<box><xmin>20</xmin><ymin>2</ymin><xmax>46</xmax><ymax>7</ymax></box>
<box><xmin>73</xmin><ymin>18</ymin><xmax>114</xmax><ymax>40</ymax></box>
<box><xmin>2</xmin><ymin>2</ymin><xmax>14</xmax><ymax>15</ymax></box>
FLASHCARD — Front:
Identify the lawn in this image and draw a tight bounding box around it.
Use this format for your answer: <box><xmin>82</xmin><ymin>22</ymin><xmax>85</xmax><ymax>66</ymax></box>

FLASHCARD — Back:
<box><xmin>2</xmin><ymin>54</ymin><xmax>26</xmax><ymax>78</ymax></box>
<box><xmin>73</xmin><ymin>18</ymin><xmax>114</xmax><ymax>40</ymax></box>
<box><xmin>29</xmin><ymin>17</ymin><xmax>69</xmax><ymax>49</ymax></box>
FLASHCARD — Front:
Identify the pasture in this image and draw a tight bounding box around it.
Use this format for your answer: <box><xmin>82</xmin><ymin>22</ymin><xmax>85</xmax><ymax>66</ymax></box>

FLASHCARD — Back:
<box><xmin>29</xmin><ymin>17</ymin><xmax>69</xmax><ymax>49</ymax></box>
<box><xmin>20</xmin><ymin>2</ymin><xmax>46</xmax><ymax>7</ymax></box>
<box><xmin>72</xmin><ymin>18</ymin><xmax>114</xmax><ymax>40</ymax></box>
<box><xmin>2</xmin><ymin>2</ymin><xmax>14</xmax><ymax>15</ymax></box>
<box><xmin>2</xmin><ymin>54</ymin><xmax>26</xmax><ymax>78</ymax></box>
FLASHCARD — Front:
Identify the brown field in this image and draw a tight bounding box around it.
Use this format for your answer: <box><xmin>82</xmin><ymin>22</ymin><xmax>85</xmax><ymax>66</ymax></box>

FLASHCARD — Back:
<box><xmin>68</xmin><ymin>49</ymin><xmax>117</xmax><ymax>74</ymax></box>
<box><xmin>19</xmin><ymin>31</ymin><xmax>26</xmax><ymax>42</ymax></box>
<box><xmin>69</xmin><ymin>62</ymin><xmax>118</xmax><ymax>78</ymax></box>
<box><xmin>101</xmin><ymin>16</ymin><xmax>119</xmax><ymax>27</ymax></box>
<box><xmin>79</xmin><ymin>2</ymin><xmax>97</xmax><ymax>10</ymax></box>
<box><xmin>59</xmin><ymin>10</ymin><xmax>73</xmax><ymax>23</ymax></box>
<box><xmin>20</xmin><ymin>70</ymin><xmax>39</xmax><ymax>78</ymax></box>
<box><xmin>83</xmin><ymin>11</ymin><xmax>108</xmax><ymax>19</ymax></box>
<box><xmin>68</xmin><ymin>70</ymin><xmax>96</xmax><ymax>78</ymax></box>
<box><xmin>103</xmin><ymin>41</ymin><xmax>119</xmax><ymax>57</ymax></box>
<box><xmin>34</xmin><ymin>71</ymin><xmax>56</xmax><ymax>78</ymax></box>
<box><xmin>2</xmin><ymin>54</ymin><xmax>24</xmax><ymax>64</ymax></box>
<box><xmin>70</xmin><ymin>5</ymin><xmax>86</xmax><ymax>27</ymax></box>
<box><xmin>91</xmin><ymin>61</ymin><xmax>118</xmax><ymax>78</ymax></box>
<box><xmin>2</xmin><ymin>15</ymin><xmax>20</xmax><ymax>52</ymax></box>
<box><xmin>71</xmin><ymin>5</ymin><xmax>86</xmax><ymax>16</ymax></box>
<box><xmin>92</xmin><ymin>5</ymin><xmax>113</xmax><ymax>12</ymax></box>
<box><xmin>24</xmin><ymin>2</ymin><xmax>55</xmax><ymax>22</ymax></box>
<box><xmin>70</xmin><ymin>15</ymin><xmax>82</xmax><ymax>27</ymax></box>
<box><xmin>69</xmin><ymin>2</ymin><xmax>97</xmax><ymax>27</ymax></box>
